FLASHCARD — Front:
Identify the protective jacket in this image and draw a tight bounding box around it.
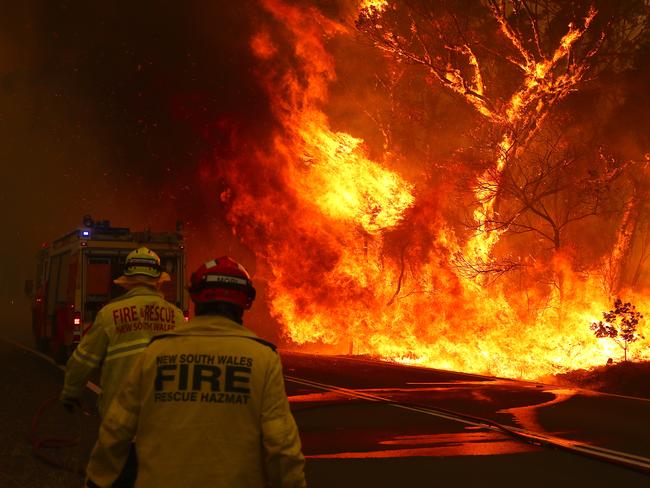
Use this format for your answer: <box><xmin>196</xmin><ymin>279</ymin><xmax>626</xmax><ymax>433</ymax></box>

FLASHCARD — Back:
<box><xmin>85</xmin><ymin>315</ymin><xmax>306</xmax><ymax>488</ymax></box>
<box><xmin>61</xmin><ymin>286</ymin><xmax>184</xmax><ymax>417</ymax></box>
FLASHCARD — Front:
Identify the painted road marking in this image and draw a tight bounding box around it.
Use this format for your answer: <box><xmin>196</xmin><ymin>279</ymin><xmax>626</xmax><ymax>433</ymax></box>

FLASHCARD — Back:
<box><xmin>1</xmin><ymin>337</ymin><xmax>101</xmax><ymax>394</ymax></box>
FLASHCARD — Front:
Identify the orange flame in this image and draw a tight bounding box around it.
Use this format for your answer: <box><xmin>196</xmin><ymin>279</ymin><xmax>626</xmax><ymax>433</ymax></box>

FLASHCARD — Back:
<box><xmin>291</xmin><ymin>128</ymin><xmax>414</xmax><ymax>234</ymax></box>
<box><xmin>214</xmin><ymin>0</ymin><xmax>650</xmax><ymax>380</ymax></box>
<box><xmin>360</xmin><ymin>0</ymin><xmax>388</xmax><ymax>13</ymax></box>
<box><xmin>464</xmin><ymin>6</ymin><xmax>599</xmax><ymax>262</ymax></box>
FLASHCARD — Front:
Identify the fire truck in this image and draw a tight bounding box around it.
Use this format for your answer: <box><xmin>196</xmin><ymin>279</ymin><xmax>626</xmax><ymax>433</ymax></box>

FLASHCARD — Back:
<box><xmin>28</xmin><ymin>216</ymin><xmax>188</xmax><ymax>364</ymax></box>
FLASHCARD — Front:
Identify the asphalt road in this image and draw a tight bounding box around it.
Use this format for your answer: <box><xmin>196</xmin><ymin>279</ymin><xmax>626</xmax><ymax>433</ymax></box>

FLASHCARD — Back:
<box><xmin>283</xmin><ymin>352</ymin><xmax>650</xmax><ymax>486</ymax></box>
<box><xmin>1</xmin><ymin>338</ymin><xmax>649</xmax><ymax>487</ymax></box>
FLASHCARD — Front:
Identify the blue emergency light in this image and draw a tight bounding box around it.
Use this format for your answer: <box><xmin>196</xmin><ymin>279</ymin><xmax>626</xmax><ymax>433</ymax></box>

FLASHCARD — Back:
<box><xmin>81</xmin><ymin>229</ymin><xmax>91</xmax><ymax>238</ymax></box>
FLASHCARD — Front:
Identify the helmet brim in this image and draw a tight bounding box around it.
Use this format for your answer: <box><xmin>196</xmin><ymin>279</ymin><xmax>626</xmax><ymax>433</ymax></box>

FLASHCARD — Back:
<box><xmin>114</xmin><ymin>272</ymin><xmax>171</xmax><ymax>289</ymax></box>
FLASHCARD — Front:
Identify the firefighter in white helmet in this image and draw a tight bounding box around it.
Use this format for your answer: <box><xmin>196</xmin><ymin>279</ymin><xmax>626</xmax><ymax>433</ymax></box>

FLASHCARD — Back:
<box><xmin>85</xmin><ymin>256</ymin><xmax>306</xmax><ymax>488</ymax></box>
<box><xmin>61</xmin><ymin>247</ymin><xmax>185</xmax><ymax>487</ymax></box>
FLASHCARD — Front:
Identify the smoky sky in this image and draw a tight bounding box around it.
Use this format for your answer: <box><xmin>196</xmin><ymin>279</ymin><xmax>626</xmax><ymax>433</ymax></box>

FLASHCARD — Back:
<box><xmin>0</xmin><ymin>1</ymin><xmax>277</xmax><ymax>332</ymax></box>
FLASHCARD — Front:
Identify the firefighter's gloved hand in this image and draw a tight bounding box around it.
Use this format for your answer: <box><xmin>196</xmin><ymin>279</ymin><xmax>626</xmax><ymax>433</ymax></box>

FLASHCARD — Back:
<box><xmin>61</xmin><ymin>397</ymin><xmax>81</xmax><ymax>413</ymax></box>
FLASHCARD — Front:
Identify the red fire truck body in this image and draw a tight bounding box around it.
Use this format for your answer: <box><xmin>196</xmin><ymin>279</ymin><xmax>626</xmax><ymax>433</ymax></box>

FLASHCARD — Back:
<box><xmin>31</xmin><ymin>219</ymin><xmax>188</xmax><ymax>363</ymax></box>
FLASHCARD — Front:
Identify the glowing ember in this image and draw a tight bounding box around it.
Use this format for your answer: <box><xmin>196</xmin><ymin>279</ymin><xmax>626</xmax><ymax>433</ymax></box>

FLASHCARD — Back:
<box><xmin>360</xmin><ymin>0</ymin><xmax>388</xmax><ymax>13</ymax></box>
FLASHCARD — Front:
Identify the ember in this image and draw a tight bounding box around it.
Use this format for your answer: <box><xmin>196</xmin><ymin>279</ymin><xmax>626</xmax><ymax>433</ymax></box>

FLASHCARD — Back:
<box><xmin>211</xmin><ymin>0</ymin><xmax>650</xmax><ymax>379</ymax></box>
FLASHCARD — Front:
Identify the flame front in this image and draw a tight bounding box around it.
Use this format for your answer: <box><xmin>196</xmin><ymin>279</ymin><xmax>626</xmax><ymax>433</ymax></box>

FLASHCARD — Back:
<box><xmin>360</xmin><ymin>0</ymin><xmax>388</xmax><ymax>13</ymax></box>
<box><xmin>292</xmin><ymin>128</ymin><xmax>414</xmax><ymax>235</ymax></box>
<box><xmin>213</xmin><ymin>0</ymin><xmax>650</xmax><ymax>380</ymax></box>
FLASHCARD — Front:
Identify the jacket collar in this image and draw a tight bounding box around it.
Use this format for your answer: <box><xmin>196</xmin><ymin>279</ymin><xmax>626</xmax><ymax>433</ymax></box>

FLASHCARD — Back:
<box><xmin>169</xmin><ymin>314</ymin><xmax>259</xmax><ymax>339</ymax></box>
<box><xmin>110</xmin><ymin>285</ymin><xmax>163</xmax><ymax>303</ymax></box>
<box><xmin>152</xmin><ymin>315</ymin><xmax>277</xmax><ymax>351</ymax></box>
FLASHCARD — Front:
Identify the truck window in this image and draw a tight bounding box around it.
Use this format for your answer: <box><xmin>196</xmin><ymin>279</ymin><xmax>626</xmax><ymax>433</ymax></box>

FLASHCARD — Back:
<box><xmin>110</xmin><ymin>254</ymin><xmax>127</xmax><ymax>298</ymax></box>
<box><xmin>86</xmin><ymin>258</ymin><xmax>111</xmax><ymax>298</ymax></box>
<box><xmin>159</xmin><ymin>256</ymin><xmax>178</xmax><ymax>303</ymax></box>
<box><xmin>83</xmin><ymin>252</ymin><xmax>183</xmax><ymax>321</ymax></box>
<box><xmin>46</xmin><ymin>252</ymin><xmax>71</xmax><ymax>316</ymax></box>
<box><xmin>56</xmin><ymin>253</ymin><xmax>70</xmax><ymax>303</ymax></box>
<box><xmin>85</xmin><ymin>253</ymin><xmax>129</xmax><ymax>298</ymax></box>
<box><xmin>84</xmin><ymin>255</ymin><xmax>125</xmax><ymax>323</ymax></box>
<box><xmin>66</xmin><ymin>255</ymin><xmax>78</xmax><ymax>303</ymax></box>
<box><xmin>35</xmin><ymin>251</ymin><xmax>47</xmax><ymax>291</ymax></box>
<box><xmin>47</xmin><ymin>255</ymin><xmax>61</xmax><ymax>316</ymax></box>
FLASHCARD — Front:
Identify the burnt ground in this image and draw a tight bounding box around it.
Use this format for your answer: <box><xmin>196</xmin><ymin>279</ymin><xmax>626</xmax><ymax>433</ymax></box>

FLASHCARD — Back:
<box><xmin>551</xmin><ymin>361</ymin><xmax>650</xmax><ymax>399</ymax></box>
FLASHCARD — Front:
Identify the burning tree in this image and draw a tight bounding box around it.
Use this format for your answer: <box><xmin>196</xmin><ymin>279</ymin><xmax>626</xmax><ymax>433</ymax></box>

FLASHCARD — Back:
<box><xmin>597</xmin><ymin>157</ymin><xmax>650</xmax><ymax>296</ymax></box>
<box><xmin>590</xmin><ymin>298</ymin><xmax>645</xmax><ymax>362</ymax></box>
<box><xmin>357</xmin><ymin>0</ymin><xmax>605</xmax><ymax>262</ymax></box>
<box><xmin>356</xmin><ymin>1</ymin><xmax>650</xmax><ymax>276</ymax></box>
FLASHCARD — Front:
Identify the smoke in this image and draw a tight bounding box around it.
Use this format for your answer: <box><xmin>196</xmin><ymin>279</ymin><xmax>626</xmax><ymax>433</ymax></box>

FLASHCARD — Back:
<box><xmin>0</xmin><ymin>1</ymin><xmax>275</xmax><ymax>338</ymax></box>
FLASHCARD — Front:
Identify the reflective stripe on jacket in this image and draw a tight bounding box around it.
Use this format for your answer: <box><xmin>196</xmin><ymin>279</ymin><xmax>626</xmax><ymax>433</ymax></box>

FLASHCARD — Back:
<box><xmin>85</xmin><ymin>315</ymin><xmax>306</xmax><ymax>488</ymax></box>
<box><xmin>61</xmin><ymin>286</ymin><xmax>184</xmax><ymax>417</ymax></box>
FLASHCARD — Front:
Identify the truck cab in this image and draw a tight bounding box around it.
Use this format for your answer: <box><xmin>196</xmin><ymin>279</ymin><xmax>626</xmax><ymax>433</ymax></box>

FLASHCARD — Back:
<box><xmin>30</xmin><ymin>217</ymin><xmax>188</xmax><ymax>363</ymax></box>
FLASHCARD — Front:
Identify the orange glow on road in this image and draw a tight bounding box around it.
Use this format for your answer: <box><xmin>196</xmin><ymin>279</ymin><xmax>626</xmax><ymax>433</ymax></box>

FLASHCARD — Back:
<box><xmin>306</xmin><ymin>431</ymin><xmax>538</xmax><ymax>458</ymax></box>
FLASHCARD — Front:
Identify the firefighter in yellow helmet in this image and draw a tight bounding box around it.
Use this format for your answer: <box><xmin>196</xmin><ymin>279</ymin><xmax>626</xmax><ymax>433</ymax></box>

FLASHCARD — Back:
<box><xmin>61</xmin><ymin>247</ymin><xmax>185</xmax><ymax>487</ymax></box>
<box><xmin>85</xmin><ymin>257</ymin><xmax>306</xmax><ymax>488</ymax></box>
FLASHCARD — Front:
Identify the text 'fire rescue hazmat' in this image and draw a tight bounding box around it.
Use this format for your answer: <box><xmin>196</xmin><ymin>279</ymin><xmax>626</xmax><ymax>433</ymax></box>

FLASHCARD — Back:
<box><xmin>84</xmin><ymin>256</ymin><xmax>307</xmax><ymax>488</ymax></box>
<box><xmin>153</xmin><ymin>352</ymin><xmax>253</xmax><ymax>404</ymax></box>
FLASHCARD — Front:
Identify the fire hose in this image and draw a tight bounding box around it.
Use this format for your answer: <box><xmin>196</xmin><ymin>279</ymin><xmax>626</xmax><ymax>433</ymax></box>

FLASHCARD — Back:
<box><xmin>29</xmin><ymin>395</ymin><xmax>88</xmax><ymax>476</ymax></box>
<box><xmin>0</xmin><ymin>336</ymin><xmax>94</xmax><ymax>476</ymax></box>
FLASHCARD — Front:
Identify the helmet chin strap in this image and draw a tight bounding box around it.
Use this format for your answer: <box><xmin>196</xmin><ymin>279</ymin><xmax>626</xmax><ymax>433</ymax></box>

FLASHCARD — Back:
<box><xmin>114</xmin><ymin>276</ymin><xmax>158</xmax><ymax>288</ymax></box>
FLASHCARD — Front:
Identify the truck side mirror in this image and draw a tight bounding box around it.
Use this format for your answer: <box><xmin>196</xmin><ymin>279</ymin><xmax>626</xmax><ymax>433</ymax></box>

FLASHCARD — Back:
<box><xmin>24</xmin><ymin>279</ymin><xmax>34</xmax><ymax>297</ymax></box>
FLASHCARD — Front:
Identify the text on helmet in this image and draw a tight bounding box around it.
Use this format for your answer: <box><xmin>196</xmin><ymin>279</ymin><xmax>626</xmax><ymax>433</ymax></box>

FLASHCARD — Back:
<box><xmin>205</xmin><ymin>275</ymin><xmax>249</xmax><ymax>286</ymax></box>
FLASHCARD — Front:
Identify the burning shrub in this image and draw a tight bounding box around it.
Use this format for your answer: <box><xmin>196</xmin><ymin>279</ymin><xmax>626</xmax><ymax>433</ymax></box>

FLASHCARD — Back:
<box><xmin>590</xmin><ymin>299</ymin><xmax>645</xmax><ymax>362</ymax></box>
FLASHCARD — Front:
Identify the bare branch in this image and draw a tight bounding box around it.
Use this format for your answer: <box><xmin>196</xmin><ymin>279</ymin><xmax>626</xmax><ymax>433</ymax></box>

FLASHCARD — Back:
<box><xmin>387</xmin><ymin>245</ymin><xmax>407</xmax><ymax>306</ymax></box>
<box><xmin>452</xmin><ymin>251</ymin><xmax>524</xmax><ymax>285</ymax></box>
<box><xmin>521</xmin><ymin>0</ymin><xmax>544</xmax><ymax>58</ymax></box>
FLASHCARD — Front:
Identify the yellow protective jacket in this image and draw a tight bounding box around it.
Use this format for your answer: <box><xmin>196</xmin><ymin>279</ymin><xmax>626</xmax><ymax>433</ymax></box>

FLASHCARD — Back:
<box><xmin>61</xmin><ymin>286</ymin><xmax>185</xmax><ymax>417</ymax></box>
<box><xmin>85</xmin><ymin>315</ymin><xmax>306</xmax><ymax>488</ymax></box>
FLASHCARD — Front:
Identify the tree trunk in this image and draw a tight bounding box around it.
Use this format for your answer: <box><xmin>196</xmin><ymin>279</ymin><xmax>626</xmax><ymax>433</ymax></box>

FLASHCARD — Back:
<box><xmin>608</xmin><ymin>191</ymin><xmax>640</xmax><ymax>296</ymax></box>
<box><xmin>630</xmin><ymin>220</ymin><xmax>650</xmax><ymax>286</ymax></box>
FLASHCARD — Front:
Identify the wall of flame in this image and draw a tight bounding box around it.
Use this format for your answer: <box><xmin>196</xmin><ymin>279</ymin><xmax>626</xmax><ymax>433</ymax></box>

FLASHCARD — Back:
<box><xmin>209</xmin><ymin>0</ymin><xmax>650</xmax><ymax>379</ymax></box>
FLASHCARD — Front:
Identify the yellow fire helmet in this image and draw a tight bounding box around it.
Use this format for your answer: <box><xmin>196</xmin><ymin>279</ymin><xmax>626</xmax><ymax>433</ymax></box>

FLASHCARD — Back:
<box><xmin>123</xmin><ymin>247</ymin><xmax>162</xmax><ymax>278</ymax></box>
